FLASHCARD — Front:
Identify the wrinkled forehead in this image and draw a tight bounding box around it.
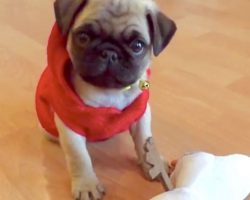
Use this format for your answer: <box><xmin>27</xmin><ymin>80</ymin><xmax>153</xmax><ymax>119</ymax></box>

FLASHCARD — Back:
<box><xmin>72</xmin><ymin>0</ymin><xmax>153</xmax><ymax>43</ymax></box>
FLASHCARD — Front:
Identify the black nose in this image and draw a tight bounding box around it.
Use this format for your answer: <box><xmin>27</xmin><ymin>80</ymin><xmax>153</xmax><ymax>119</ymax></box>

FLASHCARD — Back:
<box><xmin>100</xmin><ymin>50</ymin><xmax>118</xmax><ymax>63</ymax></box>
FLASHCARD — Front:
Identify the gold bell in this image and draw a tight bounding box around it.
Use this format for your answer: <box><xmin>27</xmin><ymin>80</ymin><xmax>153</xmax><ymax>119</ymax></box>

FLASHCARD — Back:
<box><xmin>139</xmin><ymin>80</ymin><xmax>150</xmax><ymax>90</ymax></box>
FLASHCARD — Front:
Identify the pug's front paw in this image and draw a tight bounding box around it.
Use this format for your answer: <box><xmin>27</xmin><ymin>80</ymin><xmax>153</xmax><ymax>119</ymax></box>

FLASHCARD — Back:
<box><xmin>72</xmin><ymin>176</ymin><xmax>105</xmax><ymax>200</ymax></box>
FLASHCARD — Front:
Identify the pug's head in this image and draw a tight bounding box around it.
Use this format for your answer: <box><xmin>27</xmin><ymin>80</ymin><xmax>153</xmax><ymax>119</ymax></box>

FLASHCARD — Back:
<box><xmin>54</xmin><ymin>0</ymin><xmax>176</xmax><ymax>89</ymax></box>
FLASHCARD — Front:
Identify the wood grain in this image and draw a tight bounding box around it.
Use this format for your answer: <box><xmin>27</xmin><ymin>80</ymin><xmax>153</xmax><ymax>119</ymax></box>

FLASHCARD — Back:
<box><xmin>0</xmin><ymin>0</ymin><xmax>249</xmax><ymax>199</ymax></box>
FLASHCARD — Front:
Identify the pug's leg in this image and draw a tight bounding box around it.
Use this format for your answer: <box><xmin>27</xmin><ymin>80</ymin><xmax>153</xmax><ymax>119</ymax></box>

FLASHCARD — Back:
<box><xmin>130</xmin><ymin>104</ymin><xmax>169</xmax><ymax>180</ymax></box>
<box><xmin>55</xmin><ymin>115</ymin><xmax>105</xmax><ymax>200</ymax></box>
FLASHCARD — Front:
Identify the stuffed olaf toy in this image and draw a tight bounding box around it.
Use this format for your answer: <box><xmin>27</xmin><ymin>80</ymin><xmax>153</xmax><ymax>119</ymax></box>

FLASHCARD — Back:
<box><xmin>151</xmin><ymin>152</ymin><xmax>250</xmax><ymax>200</ymax></box>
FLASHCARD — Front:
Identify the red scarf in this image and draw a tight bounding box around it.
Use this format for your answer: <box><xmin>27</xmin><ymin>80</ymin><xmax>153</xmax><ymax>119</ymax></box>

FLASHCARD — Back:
<box><xmin>35</xmin><ymin>24</ymin><xmax>149</xmax><ymax>141</ymax></box>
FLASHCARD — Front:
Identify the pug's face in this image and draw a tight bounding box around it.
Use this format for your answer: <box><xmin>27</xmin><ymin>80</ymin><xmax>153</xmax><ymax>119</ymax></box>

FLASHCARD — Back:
<box><xmin>54</xmin><ymin>0</ymin><xmax>176</xmax><ymax>89</ymax></box>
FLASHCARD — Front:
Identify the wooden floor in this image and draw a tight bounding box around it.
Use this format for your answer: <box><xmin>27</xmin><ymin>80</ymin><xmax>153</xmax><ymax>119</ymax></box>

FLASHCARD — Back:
<box><xmin>0</xmin><ymin>0</ymin><xmax>250</xmax><ymax>199</ymax></box>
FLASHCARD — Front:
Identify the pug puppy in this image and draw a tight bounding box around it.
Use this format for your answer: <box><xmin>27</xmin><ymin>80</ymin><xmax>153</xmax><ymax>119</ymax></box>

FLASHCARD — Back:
<box><xmin>46</xmin><ymin>0</ymin><xmax>176</xmax><ymax>199</ymax></box>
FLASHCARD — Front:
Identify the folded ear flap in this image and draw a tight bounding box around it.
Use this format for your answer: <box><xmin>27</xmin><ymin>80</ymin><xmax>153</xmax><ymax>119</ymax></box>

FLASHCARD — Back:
<box><xmin>54</xmin><ymin>0</ymin><xmax>88</xmax><ymax>35</ymax></box>
<box><xmin>147</xmin><ymin>11</ymin><xmax>177</xmax><ymax>56</ymax></box>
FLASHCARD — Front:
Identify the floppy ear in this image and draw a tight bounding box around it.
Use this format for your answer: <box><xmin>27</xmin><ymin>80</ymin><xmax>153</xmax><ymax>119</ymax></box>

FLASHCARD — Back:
<box><xmin>147</xmin><ymin>11</ymin><xmax>177</xmax><ymax>56</ymax></box>
<box><xmin>54</xmin><ymin>0</ymin><xmax>88</xmax><ymax>35</ymax></box>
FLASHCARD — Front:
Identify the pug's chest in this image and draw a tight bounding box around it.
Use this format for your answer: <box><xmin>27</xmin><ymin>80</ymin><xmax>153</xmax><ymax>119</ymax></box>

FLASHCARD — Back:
<box><xmin>72</xmin><ymin>73</ymin><xmax>142</xmax><ymax>110</ymax></box>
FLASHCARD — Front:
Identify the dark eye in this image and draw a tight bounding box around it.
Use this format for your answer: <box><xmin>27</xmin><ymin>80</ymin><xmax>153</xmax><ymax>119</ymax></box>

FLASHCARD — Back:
<box><xmin>130</xmin><ymin>40</ymin><xmax>145</xmax><ymax>53</ymax></box>
<box><xmin>77</xmin><ymin>32</ymin><xmax>90</xmax><ymax>44</ymax></box>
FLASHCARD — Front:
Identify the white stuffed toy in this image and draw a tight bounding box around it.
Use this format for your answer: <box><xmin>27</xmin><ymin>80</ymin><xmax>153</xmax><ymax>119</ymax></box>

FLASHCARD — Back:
<box><xmin>150</xmin><ymin>152</ymin><xmax>250</xmax><ymax>200</ymax></box>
